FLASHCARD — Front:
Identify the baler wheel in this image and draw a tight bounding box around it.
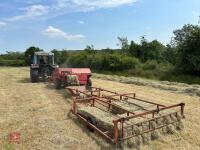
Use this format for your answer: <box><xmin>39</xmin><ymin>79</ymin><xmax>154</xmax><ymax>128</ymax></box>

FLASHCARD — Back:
<box><xmin>87</xmin><ymin>78</ymin><xmax>92</xmax><ymax>86</ymax></box>
<box><xmin>86</xmin><ymin>78</ymin><xmax>92</xmax><ymax>90</ymax></box>
<box><xmin>54</xmin><ymin>79</ymin><xmax>62</xmax><ymax>89</ymax></box>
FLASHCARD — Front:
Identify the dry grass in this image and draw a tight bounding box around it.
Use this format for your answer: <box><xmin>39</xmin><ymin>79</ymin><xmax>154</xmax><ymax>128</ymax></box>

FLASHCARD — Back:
<box><xmin>0</xmin><ymin>67</ymin><xmax>103</xmax><ymax>150</ymax></box>
<box><xmin>0</xmin><ymin>67</ymin><xmax>200</xmax><ymax>150</ymax></box>
<box><xmin>93</xmin><ymin>73</ymin><xmax>200</xmax><ymax>96</ymax></box>
<box><xmin>92</xmin><ymin>77</ymin><xmax>200</xmax><ymax>150</ymax></box>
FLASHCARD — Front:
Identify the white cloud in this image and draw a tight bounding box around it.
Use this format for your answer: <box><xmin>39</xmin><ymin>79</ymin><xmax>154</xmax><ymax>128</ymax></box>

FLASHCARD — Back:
<box><xmin>56</xmin><ymin>0</ymin><xmax>137</xmax><ymax>10</ymax></box>
<box><xmin>78</xmin><ymin>20</ymin><xmax>85</xmax><ymax>24</ymax></box>
<box><xmin>73</xmin><ymin>0</ymin><xmax>137</xmax><ymax>8</ymax></box>
<box><xmin>42</xmin><ymin>26</ymin><xmax>85</xmax><ymax>40</ymax></box>
<box><xmin>6</xmin><ymin>5</ymin><xmax>49</xmax><ymax>21</ymax></box>
<box><xmin>0</xmin><ymin>21</ymin><xmax>7</xmax><ymax>27</ymax></box>
<box><xmin>4</xmin><ymin>0</ymin><xmax>138</xmax><ymax>22</ymax></box>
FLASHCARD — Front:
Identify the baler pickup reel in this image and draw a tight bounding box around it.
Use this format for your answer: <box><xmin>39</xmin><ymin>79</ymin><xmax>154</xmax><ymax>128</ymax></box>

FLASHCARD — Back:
<box><xmin>69</xmin><ymin>87</ymin><xmax>185</xmax><ymax>147</ymax></box>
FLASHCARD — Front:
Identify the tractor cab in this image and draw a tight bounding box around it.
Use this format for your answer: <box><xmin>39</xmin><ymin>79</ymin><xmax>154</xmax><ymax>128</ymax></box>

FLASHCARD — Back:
<box><xmin>32</xmin><ymin>52</ymin><xmax>54</xmax><ymax>65</ymax></box>
<box><xmin>30</xmin><ymin>52</ymin><xmax>58</xmax><ymax>82</ymax></box>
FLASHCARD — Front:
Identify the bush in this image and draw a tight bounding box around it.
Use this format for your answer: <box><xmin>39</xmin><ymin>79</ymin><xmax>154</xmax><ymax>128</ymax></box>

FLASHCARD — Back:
<box><xmin>0</xmin><ymin>59</ymin><xmax>26</xmax><ymax>66</ymax></box>
<box><xmin>121</xmin><ymin>56</ymin><xmax>139</xmax><ymax>70</ymax></box>
<box><xmin>142</xmin><ymin>60</ymin><xmax>158</xmax><ymax>70</ymax></box>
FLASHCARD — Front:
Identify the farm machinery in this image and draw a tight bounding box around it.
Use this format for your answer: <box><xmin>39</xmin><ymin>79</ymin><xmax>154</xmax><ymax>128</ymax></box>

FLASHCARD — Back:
<box><xmin>52</xmin><ymin>68</ymin><xmax>92</xmax><ymax>89</ymax></box>
<box><xmin>29</xmin><ymin>51</ymin><xmax>185</xmax><ymax>148</ymax></box>
<box><xmin>68</xmin><ymin>87</ymin><xmax>185</xmax><ymax>147</ymax></box>
<box><xmin>30</xmin><ymin>52</ymin><xmax>58</xmax><ymax>82</ymax></box>
<box><xmin>30</xmin><ymin>52</ymin><xmax>92</xmax><ymax>89</ymax></box>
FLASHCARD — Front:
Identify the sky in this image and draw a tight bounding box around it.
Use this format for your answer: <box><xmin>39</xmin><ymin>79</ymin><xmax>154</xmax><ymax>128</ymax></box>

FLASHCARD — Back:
<box><xmin>0</xmin><ymin>0</ymin><xmax>199</xmax><ymax>53</ymax></box>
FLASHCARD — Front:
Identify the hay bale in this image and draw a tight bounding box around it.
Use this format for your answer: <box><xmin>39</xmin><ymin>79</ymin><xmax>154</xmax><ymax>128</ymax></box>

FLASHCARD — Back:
<box><xmin>164</xmin><ymin>116</ymin><xmax>172</xmax><ymax>124</ymax></box>
<box><xmin>78</xmin><ymin>106</ymin><xmax>116</xmax><ymax>131</ymax></box>
<box><xmin>176</xmin><ymin>113</ymin><xmax>182</xmax><ymax>121</ymax></box>
<box><xmin>171</xmin><ymin>114</ymin><xmax>178</xmax><ymax>122</ymax></box>
<box><xmin>112</xmin><ymin>98</ymin><xmax>155</xmax><ymax>115</ymax></box>
<box><xmin>67</xmin><ymin>75</ymin><xmax>79</xmax><ymax>85</ymax></box>
<box><xmin>124</xmin><ymin>126</ymin><xmax>134</xmax><ymax>137</ymax></box>
<box><xmin>112</xmin><ymin>101</ymin><xmax>142</xmax><ymax>114</ymax></box>
<box><xmin>176</xmin><ymin>121</ymin><xmax>184</xmax><ymax>130</ymax></box>
<box><xmin>127</xmin><ymin>139</ymin><xmax>134</xmax><ymax>148</ymax></box>
<box><xmin>142</xmin><ymin>133</ymin><xmax>151</xmax><ymax>145</ymax></box>
<box><xmin>157</xmin><ymin>117</ymin><xmax>164</xmax><ymax>126</ymax></box>
<box><xmin>127</xmin><ymin>136</ymin><xmax>142</xmax><ymax>149</ymax></box>
<box><xmin>79</xmin><ymin>93</ymin><xmax>88</xmax><ymax>99</ymax></box>
<box><xmin>111</xmin><ymin>105</ymin><xmax>126</xmax><ymax>114</ymax></box>
<box><xmin>134</xmin><ymin>135</ymin><xmax>142</xmax><ymax>149</ymax></box>
<box><xmin>166</xmin><ymin>124</ymin><xmax>176</xmax><ymax>134</ymax></box>
<box><xmin>151</xmin><ymin>130</ymin><xmax>160</xmax><ymax>140</ymax></box>
<box><xmin>150</xmin><ymin>121</ymin><xmax>157</xmax><ymax>129</ymax></box>
<box><xmin>133</xmin><ymin>125</ymin><xmax>142</xmax><ymax>135</ymax></box>
<box><xmin>161</xmin><ymin>126</ymin><xmax>168</xmax><ymax>134</ymax></box>
<box><xmin>141</xmin><ymin>121</ymin><xmax>150</xmax><ymax>131</ymax></box>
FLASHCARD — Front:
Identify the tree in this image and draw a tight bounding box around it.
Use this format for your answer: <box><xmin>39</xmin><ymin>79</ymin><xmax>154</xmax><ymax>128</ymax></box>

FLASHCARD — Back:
<box><xmin>129</xmin><ymin>40</ymin><xmax>140</xmax><ymax>57</ymax></box>
<box><xmin>139</xmin><ymin>37</ymin><xmax>166</xmax><ymax>62</ymax></box>
<box><xmin>162</xmin><ymin>44</ymin><xmax>178</xmax><ymax>65</ymax></box>
<box><xmin>173</xmin><ymin>24</ymin><xmax>200</xmax><ymax>74</ymax></box>
<box><xmin>117</xmin><ymin>37</ymin><xmax>129</xmax><ymax>54</ymax></box>
<box><xmin>146</xmin><ymin>40</ymin><xmax>165</xmax><ymax>61</ymax></box>
<box><xmin>84</xmin><ymin>45</ymin><xmax>95</xmax><ymax>54</ymax></box>
<box><xmin>24</xmin><ymin>46</ymin><xmax>43</xmax><ymax>64</ymax></box>
<box><xmin>139</xmin><ymin>36</ymin><xmax>148</xmax><ymax>62</ymax></box>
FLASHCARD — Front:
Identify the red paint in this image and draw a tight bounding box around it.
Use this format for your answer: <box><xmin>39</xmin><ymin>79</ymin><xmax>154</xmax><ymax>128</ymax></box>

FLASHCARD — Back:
<box><xmin>52</xmin><ymin>68</ymin><xmax>91</xmax><ymax>85</ymax></box>
<box><xmin>8</xmin><ymin>132</ymin><xmax>20</xmax><ymax>144</ymax></box>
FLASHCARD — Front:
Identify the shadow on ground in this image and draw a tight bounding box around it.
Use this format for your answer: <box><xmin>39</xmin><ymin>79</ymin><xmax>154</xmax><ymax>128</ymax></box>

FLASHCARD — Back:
<box><xmin>18</xmin><ymin>78</ymin><xmax>31</xmax><ymax>83</ymax></box>
<box><xmin>45</xmin><ymin>83</ymin><xmax>72</xmax><ymax>103</ymax></box>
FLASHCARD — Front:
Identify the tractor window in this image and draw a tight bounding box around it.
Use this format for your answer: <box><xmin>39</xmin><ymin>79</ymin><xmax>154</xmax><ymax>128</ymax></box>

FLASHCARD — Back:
<box><xmin>48</xmin><ymin>56</ymin><xmax>54</xmax><ymax>65</ymax></box>
<box><xmin>35</xmin><ymin>55</ymin><xmax>54</xmax><ymax>65</ymax></box>
<box><xmin>37</xmin><ymin>56</ymin><xmax>46</xmax><ymax>64</ymax></box>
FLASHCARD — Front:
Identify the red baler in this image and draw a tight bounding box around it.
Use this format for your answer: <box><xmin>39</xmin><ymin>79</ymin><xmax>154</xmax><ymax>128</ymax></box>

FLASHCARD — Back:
<box><xmin>52</xmin><ymin>68</ymin><xmax>92</xmax><ymax>89</ymax></box>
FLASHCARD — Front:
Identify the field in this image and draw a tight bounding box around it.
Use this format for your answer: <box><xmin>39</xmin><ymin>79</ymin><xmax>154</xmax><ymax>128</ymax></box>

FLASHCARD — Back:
<box><xmin>0</xmin><ymin>67</ymin><xmax>200</xmax><ymax>150</ymax></box>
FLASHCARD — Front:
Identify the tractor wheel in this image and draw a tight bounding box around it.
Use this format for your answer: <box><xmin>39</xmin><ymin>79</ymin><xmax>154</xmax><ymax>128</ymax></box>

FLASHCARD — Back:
<box><xmin>30</xmin><ymin>69</ymin><xmax>39</xmax><ymax>83</ymax></box>
<box><xmin>87</xmin><ymin>78</ymin><xmax>92</xmax><ymax>86</ymax></box>
<box><xmin>87</xmin><ymin>116</ymin><xmax>97</xmax><ymax>132</ymax></box>
<box><xmin>54</xmin><ymin>79</ymin><xmax>62</xmax><ymax>89</ymax></box>
<box><xmin>86</xmin><ymin>78</ymin><xmax>92</xmax><ymax>90</ymax></box>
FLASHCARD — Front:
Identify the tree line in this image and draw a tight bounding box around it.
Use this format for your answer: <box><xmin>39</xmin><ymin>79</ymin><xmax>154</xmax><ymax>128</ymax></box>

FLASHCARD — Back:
<box><xmin>0</xmin><ymin>24</ymin><xmax>200</xmax><ymax>84</ymax></box>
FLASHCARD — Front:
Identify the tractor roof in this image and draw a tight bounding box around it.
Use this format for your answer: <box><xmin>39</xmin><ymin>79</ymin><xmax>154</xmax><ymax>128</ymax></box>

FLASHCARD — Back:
<box><xmin>34</xmin><ymin>52</ymin><xmax>54</xmax><ymax>56</ymax></box>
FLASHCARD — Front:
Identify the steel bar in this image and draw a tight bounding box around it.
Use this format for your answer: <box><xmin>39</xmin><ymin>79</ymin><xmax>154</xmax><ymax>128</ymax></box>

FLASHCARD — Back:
<box><xmin>121</xmin><ymin>120</ymin><xmax>179</xmax><ymax>141</ymax></box>
<box><xmin>114</xmin><ymin>103</ymin><xmax>185</xmax><ymax>122</ymax></box>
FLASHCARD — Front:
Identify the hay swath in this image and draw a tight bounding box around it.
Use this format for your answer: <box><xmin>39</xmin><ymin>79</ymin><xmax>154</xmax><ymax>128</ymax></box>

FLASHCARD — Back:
<box><xmin>70</xmin><ymin>87</ymin><xmax>185</xmax><ymax>147</ymax></box>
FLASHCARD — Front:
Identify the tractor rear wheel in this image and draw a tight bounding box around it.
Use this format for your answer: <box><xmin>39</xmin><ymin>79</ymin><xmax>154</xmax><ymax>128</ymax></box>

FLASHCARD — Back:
<box><xmin>54</xmin><ymin>79</ymin><xmax>62</xmax><ymax>89</ymax></box>
<box><xmin>30</xmin><ymin>69</ymin><xmax>39</xmax><ymax>83</ymax></box>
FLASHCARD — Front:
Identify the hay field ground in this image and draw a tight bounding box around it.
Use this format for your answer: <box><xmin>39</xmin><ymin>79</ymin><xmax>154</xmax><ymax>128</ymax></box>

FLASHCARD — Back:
<box><xmin>0</xmin><ymin>67</ymin><xmax>200</xmax><ymax>150</ymax></box>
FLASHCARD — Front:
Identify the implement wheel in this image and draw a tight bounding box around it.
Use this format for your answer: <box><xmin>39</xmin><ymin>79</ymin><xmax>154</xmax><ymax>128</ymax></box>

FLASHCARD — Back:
<box><xmin>87</xmin><ymin>116</ymin><xmax>97</xmax><ymax>132</ymax></box>
<box><xmin>54</xmin><ymin>79</ymin><xmax>62</xmax><ymax>89</ymax></box>
<box><xmin>86</xmin><ymin>78</ymin><xmax>92</xmax><ymax>90</ymax></box>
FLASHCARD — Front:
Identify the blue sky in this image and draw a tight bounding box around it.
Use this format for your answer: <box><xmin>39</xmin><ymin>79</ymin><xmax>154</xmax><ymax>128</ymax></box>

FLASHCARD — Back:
<box><xmin>0</xmin><ymin>0</ymin><xmax>199</xmax><ymax>53</ymax></box>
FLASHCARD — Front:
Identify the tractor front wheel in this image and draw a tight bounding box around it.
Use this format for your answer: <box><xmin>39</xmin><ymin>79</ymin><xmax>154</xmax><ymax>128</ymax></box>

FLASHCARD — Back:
<box><xmin>30</xmin><ymin>69</ymin><xmax>39</xmax><ymax>83</ymax></box>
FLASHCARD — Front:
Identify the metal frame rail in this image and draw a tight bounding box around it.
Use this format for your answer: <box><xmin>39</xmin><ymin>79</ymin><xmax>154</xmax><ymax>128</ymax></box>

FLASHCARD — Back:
<box><xmin>69</xmin><ymin>87</ymin><xmax>185</xmax><ymax>144</ymax></box>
